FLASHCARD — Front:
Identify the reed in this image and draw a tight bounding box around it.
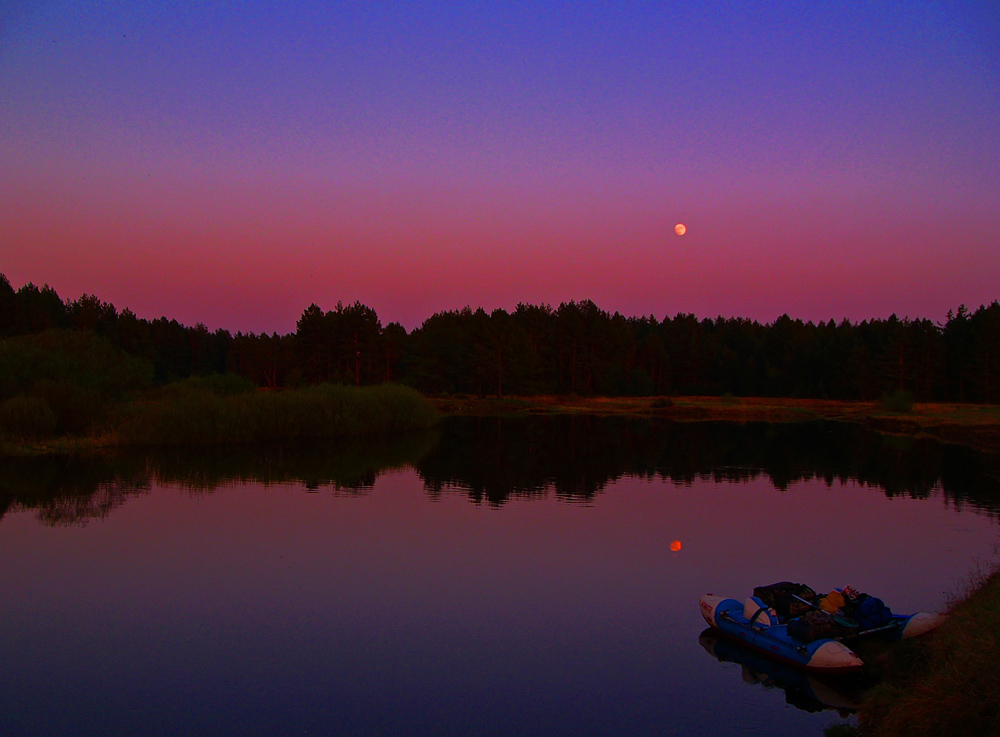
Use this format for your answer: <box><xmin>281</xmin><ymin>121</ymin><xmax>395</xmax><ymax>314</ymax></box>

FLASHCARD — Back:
<box><xmin>0</xmin><ymin>396</ymin><xmax>57</xmax><ymax>440</ymax></box>
<box><xmin>117</xmin><ymin>382</ymin><xmax>439</xmax><ymax>446</ymax></box>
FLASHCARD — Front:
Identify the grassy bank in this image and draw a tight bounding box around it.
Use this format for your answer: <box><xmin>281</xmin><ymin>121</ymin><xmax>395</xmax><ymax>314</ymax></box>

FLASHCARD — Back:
<box><xmin>842</xmin><ymin>567</ymin><xmax>1000</xmax><ymax>736</ymax></box>
<box><xmin>118</xmin><ymin>381</ymin><xmax>439</xmax><ymax>445</ymax></box>
<box><xmin>2</xmin><ymin>380</ymin><xmax>439</xmax><ymax>453</ymax></box>
<box><xmin>429</xmin><ymin>395</ymin><xmax>1000</xmax><ymax>453</ymax></box>
<box><xmin>0</xmin><ymin>331</ymin><xmax>440</xmax><ymax>452</ymax></box>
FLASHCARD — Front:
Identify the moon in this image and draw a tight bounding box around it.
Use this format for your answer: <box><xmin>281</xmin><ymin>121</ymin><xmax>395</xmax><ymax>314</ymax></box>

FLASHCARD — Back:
<box><xmin>674</xmin><ymin>223</ymin><xmax>687</xmax><ymax>236</ymax></box>
<box><xmin>670</xmin><ymin>540</ymin><xmax>682</xmax><ymax>552</ymax></box>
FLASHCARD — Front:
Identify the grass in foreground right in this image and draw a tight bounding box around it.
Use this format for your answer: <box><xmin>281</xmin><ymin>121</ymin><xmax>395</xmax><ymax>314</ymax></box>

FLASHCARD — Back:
<box><xmin>831</xmin><ymin>565</ymin><xmax>1000</xmax><ymax>736</ymax></box>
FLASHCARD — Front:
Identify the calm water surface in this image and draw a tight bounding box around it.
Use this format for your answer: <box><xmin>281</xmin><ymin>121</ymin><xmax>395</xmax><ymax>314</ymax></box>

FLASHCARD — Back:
<box><xmin>2</xmin><ymin>418</ymin><xmax>999</xmax><ymax>736</ymax></box>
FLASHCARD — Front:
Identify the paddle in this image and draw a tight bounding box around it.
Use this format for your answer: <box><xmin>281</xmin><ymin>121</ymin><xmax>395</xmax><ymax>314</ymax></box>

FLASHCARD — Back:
<box><xmin>791</xmin><ymin>593</ymin><xmax>857</xmax><ymax>628</ymax></box>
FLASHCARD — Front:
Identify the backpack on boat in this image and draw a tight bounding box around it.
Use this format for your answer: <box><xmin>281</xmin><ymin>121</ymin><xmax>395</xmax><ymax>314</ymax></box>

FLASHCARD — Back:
<box><xmin>752</xmin><ymin>582</ymin><xmax>817</xmax><ymax>620</ymax></box>
<box><xmin>852</xmin><ymin>595</ymin><xmax>892</xmax><ymax>630</ymax></box>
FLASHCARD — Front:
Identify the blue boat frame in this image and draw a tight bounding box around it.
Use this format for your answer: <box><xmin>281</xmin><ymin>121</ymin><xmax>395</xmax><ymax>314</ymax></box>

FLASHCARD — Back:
<box><xmin>699</xmin><ymin>594</ymin><xmax>944</xmax><ymax>674</ymax></box>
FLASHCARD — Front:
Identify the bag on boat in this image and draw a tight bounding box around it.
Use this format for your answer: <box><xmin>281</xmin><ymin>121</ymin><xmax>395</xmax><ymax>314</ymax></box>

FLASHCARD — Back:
<box><xmin>853</xmin><ymin>595</ymin><xmax>892</xmax><ymax>630</ymax></box>
<box><xmin>752</xmin><ymin>582</ymin><xmax>817</xmax><ymax>620</ymax></box>
<box><xmin>818</xmin><ymin>590</ymin><xmax>846</xmax><ymax>614</ymax></box>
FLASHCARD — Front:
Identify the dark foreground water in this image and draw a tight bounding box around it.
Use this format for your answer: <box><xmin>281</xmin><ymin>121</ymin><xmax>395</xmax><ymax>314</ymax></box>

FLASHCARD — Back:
<box><xmin>2</xmin><ymin>418</ymin><xmax>999</xmax><ymax>736</ymax></box>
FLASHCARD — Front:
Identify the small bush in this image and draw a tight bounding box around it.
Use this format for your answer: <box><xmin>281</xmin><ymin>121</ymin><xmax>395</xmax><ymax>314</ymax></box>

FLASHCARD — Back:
<box><xmin>0</xmin><ymin>396</ymin><xmax>57</xmax><ymax>439</ymax></box>
<box><xmin>651</xmin><ymin>397</ymin><xmax>674</xmax><ymax>409</ymax></box>
<box><xmin>880</xmin><ymin>389</ymin><xmax>915</xmax><ymax>414</ymax></box>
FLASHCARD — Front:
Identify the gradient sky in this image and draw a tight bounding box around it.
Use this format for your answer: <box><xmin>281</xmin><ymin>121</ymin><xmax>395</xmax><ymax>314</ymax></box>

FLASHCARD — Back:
<box><xmin>2</xmin><ymin>1</ymin><xmax>998</xmax><ymax>333</ymax></box>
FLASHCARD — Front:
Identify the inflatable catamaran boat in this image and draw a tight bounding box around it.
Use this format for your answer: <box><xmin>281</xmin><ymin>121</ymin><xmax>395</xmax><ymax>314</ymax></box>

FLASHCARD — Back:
<box><xmin>699</xmin><ymin>583</ymin><xmax>944</xmax><ymax>674</ymax></box>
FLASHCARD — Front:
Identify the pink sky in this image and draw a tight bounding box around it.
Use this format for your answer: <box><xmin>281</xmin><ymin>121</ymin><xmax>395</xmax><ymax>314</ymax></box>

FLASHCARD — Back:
<box><xmin>2</xmin><ymin>2</ymin><xmax>998</xmax><ymax>332</ymax></box>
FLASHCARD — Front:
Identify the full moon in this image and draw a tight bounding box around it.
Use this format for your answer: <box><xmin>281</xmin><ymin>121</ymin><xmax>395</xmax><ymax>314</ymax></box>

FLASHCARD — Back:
<box><xmin>674</xmin><ymin>223</ymin><xmax>687</xmax><ymax>236</ymax></box>
<box><xmin>670</xmin><ymin>540</ymin><xmax>682</xmax><ymax>552</ymax></box>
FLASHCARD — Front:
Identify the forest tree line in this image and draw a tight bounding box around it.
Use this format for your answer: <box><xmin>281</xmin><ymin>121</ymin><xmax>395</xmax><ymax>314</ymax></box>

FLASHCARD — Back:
<box><xmin>2</xmin><ymin>274</ymin><xmax>999</xmax><ymax>403</ymax></box>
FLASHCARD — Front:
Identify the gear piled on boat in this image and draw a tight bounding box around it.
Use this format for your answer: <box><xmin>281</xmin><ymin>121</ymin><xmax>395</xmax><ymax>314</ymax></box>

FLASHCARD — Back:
<box><xmin>751</xmin><ymin>581</ymin><xmax>894</xmax><ymax>643</ymax></box>
<box><xmin>699</xmin><ymin>586</ymin><xmax>945</xmax><ymax>673</ymax></box>
<box><xmin>753</xmin><ymin>582</ymin><xmax>818</xmax><ymax>619</ymax></box>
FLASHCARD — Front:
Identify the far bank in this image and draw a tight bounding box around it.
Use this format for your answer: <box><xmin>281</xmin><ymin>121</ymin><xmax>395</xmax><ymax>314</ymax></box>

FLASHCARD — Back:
<box><xmin>429</xmin><ymin>395</ymin><xmax>1000</xmax><ymax>453</ymax></box>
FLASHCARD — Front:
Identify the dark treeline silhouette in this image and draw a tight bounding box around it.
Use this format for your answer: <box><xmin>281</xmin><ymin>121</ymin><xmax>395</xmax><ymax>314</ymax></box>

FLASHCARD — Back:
<box><xmin>3</xmin><ymin>417</ymin><xmax>997</xmax><ymax>524</ymax></box>
<box><xmin>3</xmin><ymin>273</ymin><xmax>999</xmax><ymax>401</ymax></box>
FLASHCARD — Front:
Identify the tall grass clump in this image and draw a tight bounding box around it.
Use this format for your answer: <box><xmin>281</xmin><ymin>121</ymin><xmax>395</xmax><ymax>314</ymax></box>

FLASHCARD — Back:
<box><xmin>118</xmin><ymin>382</ymin><xmax>438</xmax><ymax>445</ymax></box>
<box><xmin>856</xmin><ymin>567</ymin><xmax>1000</xmax><ymax>736</ymax></box>
<box><xmin>0</xmin><ymin>396</ymin><xmax>57</xmax><ymax>440</ymax></box>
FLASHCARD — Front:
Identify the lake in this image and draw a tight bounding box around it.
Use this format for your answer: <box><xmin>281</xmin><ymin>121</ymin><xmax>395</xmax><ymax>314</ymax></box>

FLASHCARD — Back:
<box><xmin>2</xmin><ymin>417</ymin><xmax>998</xmax><ymax>736</ymax></box>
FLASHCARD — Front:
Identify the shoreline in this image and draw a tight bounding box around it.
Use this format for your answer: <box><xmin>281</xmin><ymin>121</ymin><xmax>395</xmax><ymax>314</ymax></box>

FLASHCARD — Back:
<box><xmin>847</xmin><ymin>567</ymin><xmax>1000</xmax><ymax>736</ymax></box>
<box><xmin>5</xmin><ymin>394</ymin><xmax>1000</xmax><ymax>456</ymax></box>
<box><xmin>429</xmin><ymin>395</ymin><xmax>1000</xmax><ymax>454</ymax></box>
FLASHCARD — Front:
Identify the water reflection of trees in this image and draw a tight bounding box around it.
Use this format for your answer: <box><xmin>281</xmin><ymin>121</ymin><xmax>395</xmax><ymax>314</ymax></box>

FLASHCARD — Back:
<box><xmin>0</xmin><ymin>455</ymin><xmax>152</xmax><ymax>526</ymax></box>
<box><xmin>140</xmin><ymin>431</ymin><xmax>437</xmax><ymax>491</ymax></box>
<box><xmin>1</xmin><ymin>418</ymin><xmax>997</xmax><ymax>524</ymax></box>
<box><xmin>414</xmin><ymin>417</ymin><xmax>1000</xmax><ymax>510</ymax></box>
<box><xmin>0</xmin><ymin>432</ymin><xmax>437</xmax><ymax>525</ymax></box>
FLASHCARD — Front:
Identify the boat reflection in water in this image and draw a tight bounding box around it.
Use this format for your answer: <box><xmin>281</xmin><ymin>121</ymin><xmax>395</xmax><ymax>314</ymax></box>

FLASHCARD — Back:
<box><xmin>698</xmin><ymin>629</ymin><xmax>862</xmax><ymax>716</ymax></box>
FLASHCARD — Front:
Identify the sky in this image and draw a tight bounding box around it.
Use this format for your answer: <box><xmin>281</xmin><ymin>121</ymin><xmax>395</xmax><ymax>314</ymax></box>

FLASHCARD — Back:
<box><xmin>1</xmin><ymin>1</ymin><xmax>998</xmax><ymax>333</ymax></box>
